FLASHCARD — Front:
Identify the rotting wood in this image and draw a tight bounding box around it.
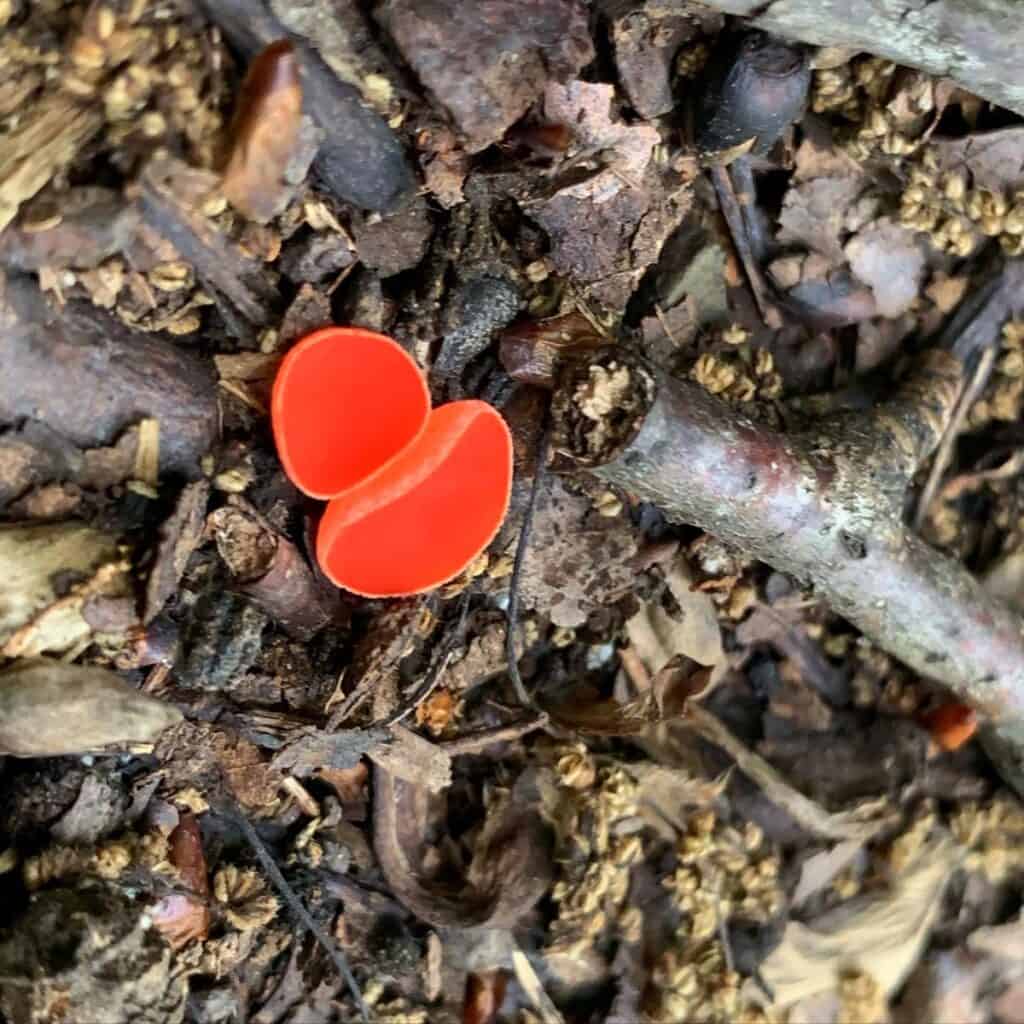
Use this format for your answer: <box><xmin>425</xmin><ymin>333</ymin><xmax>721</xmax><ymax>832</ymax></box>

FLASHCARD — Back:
<box><xmin>135</xmin><ymin>156</ymin><xmax>277</xmax><ymax>329</ymax></box>
<box><xmin>0</xmin><ymin>92</ymin><xmax>104</xmax><ymax>232</ymax></box>
<box><xmin>0</xmin><ymin>274</ymin><xmax>218</xmax><ymax>478</ymax></box>
<box><xmin>554</xmin><ymin>301</ymin><xmax>1024</xmax><ymax>793</ymax></box>
<box><xmin>694</xmin><ymin>0</ymin><xmax>1024</xmax><ymax>119</ymax></box>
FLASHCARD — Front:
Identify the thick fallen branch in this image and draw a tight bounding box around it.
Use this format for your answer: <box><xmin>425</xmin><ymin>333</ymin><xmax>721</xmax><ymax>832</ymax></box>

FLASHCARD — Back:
<box><xmin>696</xmin><ymin>0</ymin><xmax>1024</xmax><ymax>118</ymax></box>
<box><xmin>554</xmin><ymin>344</ymin><xmax>1024</xmax><ymax>793</ymax></box>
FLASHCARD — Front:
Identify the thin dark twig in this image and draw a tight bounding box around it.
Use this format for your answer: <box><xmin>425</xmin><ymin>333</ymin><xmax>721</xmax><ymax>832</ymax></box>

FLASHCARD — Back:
<box><xmin>440</xmin><ymin>712</ymin><xmax>549</xmax><ymax>756</ymax></box>
<box><xmin>219</xmin><ymin>798</ymin><xmax>370</xmax><ymax>1023</ymax></box>
<box><xmin>914</xmin><ymin>345</ymin><xmax>996</xmax><ymax>530</ymax></box>
<box><xmin>709</xmin><ymin>163</ymin><xmax>780</xmax><ymax>328</ymax></box>
<box><xmin>384</xmin><ymin>590</ymin><xmax>472</xmax><ymax>727</ymax></box>
<box><xmin>506</xmin><ymin>420</ymin><xmax>551</xmax><ymax>707</ymax></box>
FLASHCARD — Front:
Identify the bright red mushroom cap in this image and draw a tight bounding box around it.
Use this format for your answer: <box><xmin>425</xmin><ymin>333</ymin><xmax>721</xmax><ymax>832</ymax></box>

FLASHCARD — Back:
<box><xmin>271</xmin><ymin>326</ymin><xmax>430</xmax><ymax>499</ymax></box>
<box><xmin>317</xmin><ymin>401</ymin><xmax>513</xmax><ymax>597</ymax></box>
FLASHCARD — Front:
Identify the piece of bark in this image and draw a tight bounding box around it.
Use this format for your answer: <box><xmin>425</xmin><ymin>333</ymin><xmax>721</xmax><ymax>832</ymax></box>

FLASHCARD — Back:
<box><xmin>0</xmin><ymin>188</ymin><xmax>139</xmax><ymax>271</ymax></box>
<box><xmin>0</xmin><ymin>92</ymin><xmax>104</xmax><ymax>232</ymax></box>
<box><xmin>350</xmin><ymin>196</ymin><xmax>434</xmax><ymax>277</ymax></box>
<box><xmin>695</xmin><ymin>0</ymin><xmax>1024</xmax><ymax>119</ymax></box>
<box><xmin>144</xmin><ymin>481</ymin><xmax>211</xmax><ymax>623</ymax></box>
<box><xmin>199</xmin><ymin>0</ymin><xmax>414</xmax><ymax>211</ymax></box>
<box><xmin>607</xmin><ymin>1</ymin><xmax>712</xmax><ymax>119</ymax></box>
<box><xmin>136</xmin><ymin>156</ymin><xmax>278</xmax><ymax>328</ymax></box>
<box><xmin>209</xmin><ymin>502</ymin><xmax>336</xmax><ymax>640</ymax></box>
<box><xmin>380</xmin><ymin>0</ymin><xmax>594</xmax><ymax>153</ymax></box>
<box><xmin>554</xmin><ymin>346</ymin><xmax>1024</xmax><ymax>795</ymax></box>
<box><xmin>0</xmin><ymin>659</ymin><xmax>183</xmax><ymax>757</ymax></box>
<box><xmin>0</xmin><ymin>274</ymin><xmax>217</xmax><ymax>478</ymax></box>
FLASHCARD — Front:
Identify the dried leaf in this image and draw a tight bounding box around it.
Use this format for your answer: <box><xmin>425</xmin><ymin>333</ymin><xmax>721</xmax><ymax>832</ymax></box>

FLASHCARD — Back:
<box><xmin>518</xmin><ymin>476</ymin><xmax>639</xmax><ymax>629</ymax></box>
<box><xmin>272</xmin><ymin>726</ymin><xmax>385</xmax><ymax>777</ymax></box>
<box><xmin>844</xmin><ymin>218</ymin><xmax>925</xmax><ymax>318</ymax></box>
<box><xmin>372</xmin><ymin>764</ymin><xmax>552</xmax><ymax>929</ymax></box>
<box><xmin>0</xmin><ymin>522</ymin><xmax>122</xmax><ymax>655</ymax></box>
<box><xmin>625</xmin><ymin>762</ymin><xmax>727</xmax><ymax>838</ymax></box>
<box><xmin>791</xmin><ymin>839</ymin><xmax>865</xmax><ymax>908</ymax></box>
<box><xmin>932</xmin><ymin>127</ymin><xmax>1024</xmax><ymax>193</ymax></box>
<box><xmin>366</xmin><ymin>724</ymin><xmax>452</xmax><ymax>793</ymax></box>
<box><xmin>0</xmin><ymin>659</ymin><xmax>183</xmax><ymax>756</ymax></box>
<box><xmin>222</xmin><ymin>40</ymin><xmax>304</xmax><ymax>223</ymax></box>
<box><xmin>753</xmin><ymin>836</ymin><xmax>959</xmax><ymax>1010</ymax></box>
<box><xmin>778</xmin><ymin>176</ymin><xmax>865</xmax><ymax>263</ymax></box>
<box><xmin>542</xmin><ymin>687</ymin><xmax>660</xmax><ymax>736</ymax></box>
<box><xmin>626</xmin><ymin>556</ymin><xmax>725</xmax><ymax>680</ymax></box>
<box><xmin>499</xmin><ymin>313</ymin><xmax>610</xmax><ymax>388</ymax></box>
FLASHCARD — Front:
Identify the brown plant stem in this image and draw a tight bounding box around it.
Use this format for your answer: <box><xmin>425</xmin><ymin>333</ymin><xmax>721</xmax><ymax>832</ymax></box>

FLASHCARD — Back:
<box><xmin>554</xmin><ymin>349</ymin><xmax>1024</xmax><ymax>794</ymax></box>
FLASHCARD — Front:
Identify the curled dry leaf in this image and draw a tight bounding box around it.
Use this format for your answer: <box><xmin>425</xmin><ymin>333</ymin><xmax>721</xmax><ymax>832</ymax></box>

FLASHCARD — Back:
<box><xmin>373</xmin><ymin>764</ymin><xmax>552</xmax><ymax>929</ymax></box>
<box><xmin>499</xmin><ymin>313</ymin><xmax>611</xmax><ymax>389</ymax></box>
<box><xmin>626</xmin><ymin>556</ymin><xmax>726</xmax><ymax>685</ymax></box>
<box><xmin>751</xmin><ymin>835</ymin><xmax>960</xmax><ymax>1011</ymax></box>
<box><xmin>222</xmin><ymin>40</ymin><xmax>304</xmax><ymax>224</ymax></box>
<box><xmin>0</xmin><ymin>659</ymin><xmax>182</xmax><ymax>757</ymax></box>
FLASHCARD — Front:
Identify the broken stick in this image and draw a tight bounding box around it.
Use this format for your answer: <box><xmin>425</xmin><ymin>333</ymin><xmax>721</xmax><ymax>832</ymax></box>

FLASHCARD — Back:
<box><xmin>554</xmin><ymin>346</ymin><xmax>1024</xmax><ymax>794</ymax></box>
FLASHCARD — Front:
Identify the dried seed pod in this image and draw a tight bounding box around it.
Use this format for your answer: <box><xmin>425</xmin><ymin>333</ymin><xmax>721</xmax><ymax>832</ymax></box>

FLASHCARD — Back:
<box><xmin>222</xmin><ymin>40</ymin><xmax>303</xmax><ymax>224</ymax></box>
<box><xmin>694</xmin><ymin>31</ymin><xmax>811</xmax><ymax>163</ymax></box>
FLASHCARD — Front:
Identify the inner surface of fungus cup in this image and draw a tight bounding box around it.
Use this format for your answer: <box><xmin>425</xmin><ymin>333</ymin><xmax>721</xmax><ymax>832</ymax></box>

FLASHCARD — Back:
<box><xmin>271</xmin><ymin>327</ymin><xmax>513</xmax><ymax>597</ymax></box>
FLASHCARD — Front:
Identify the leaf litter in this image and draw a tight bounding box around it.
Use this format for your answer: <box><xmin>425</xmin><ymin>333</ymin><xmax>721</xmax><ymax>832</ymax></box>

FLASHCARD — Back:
<box><xmin>4</xmin><ymin>2</ymin><xmax>1024</xmax><ymax>1023</ymax></box>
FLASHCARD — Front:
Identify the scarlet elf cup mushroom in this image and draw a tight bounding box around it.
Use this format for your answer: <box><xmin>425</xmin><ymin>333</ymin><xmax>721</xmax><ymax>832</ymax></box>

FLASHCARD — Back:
<box><xmin>271</xmin><ymin>326</ymin><xmax>513</xmax><ymax>597</ymax></box>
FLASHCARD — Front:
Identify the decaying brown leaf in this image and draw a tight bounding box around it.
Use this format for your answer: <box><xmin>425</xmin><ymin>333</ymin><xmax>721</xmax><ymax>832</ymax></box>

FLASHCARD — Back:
<box><xmin>222</xmin><ymin>40</ymin><xmax>304</xmax><ymax>223</ymax></box>
<box><xmin>373</xmin><ymin>764</ymin><xmax>552</xmax><ymax>929</ymax></box>
<box><xmin>0</xmin><ymin>522</ymin><xmax>125</xmax><ymax>657</ymax></box>
<box><xmin>499</xmin><ymin>313</ymin><xmax>611</xmax><ymax>389</ymax></box>
<box><xmin>751</xmin><ymin>835</ymin><xmax>960</xmax><ymax>1011</ymax></box>
<box><xmin>626</xmin><ymin>556</ymin><xmax>726</xmax><ymax>684</ymax></box>
<box><xmin>932</xmin><ymin>127</ymin><xmax>1024</xmax><ymax>194</ymax></box>
<box><xmin>152</xmin><ymin>812</ymin><xmax>211</xmax><ymax>950</ymax></box>
<box><xmin>0</xmin><ymin>659</ymin><xmax>183</xmax><ymax>757</ymax></box>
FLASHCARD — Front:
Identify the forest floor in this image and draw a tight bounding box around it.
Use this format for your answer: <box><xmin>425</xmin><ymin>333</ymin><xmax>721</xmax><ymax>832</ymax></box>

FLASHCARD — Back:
<box><xmin>3</xmin><ymin>1</ymin><xmax>1024</xmax><ymax>1023</ymax></box>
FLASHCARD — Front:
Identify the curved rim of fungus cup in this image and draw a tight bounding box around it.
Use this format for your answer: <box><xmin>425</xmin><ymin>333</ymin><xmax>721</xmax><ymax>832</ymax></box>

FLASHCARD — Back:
<box><xmin>271</xmin><ymin>326</ymin><xmax>430</xmax><ymax>500</ymax></box>
<box><xmin>317</xmin><ymin>401</ymin><xmax>513</xmax><ymax>598</ymax></box>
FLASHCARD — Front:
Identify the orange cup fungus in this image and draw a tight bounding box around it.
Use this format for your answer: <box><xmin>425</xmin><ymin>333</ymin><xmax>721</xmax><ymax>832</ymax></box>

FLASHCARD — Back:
<box><xmin>271</xmin><ymin>326</ymin><xmax>513</xmax><ymax>597</ymax></box>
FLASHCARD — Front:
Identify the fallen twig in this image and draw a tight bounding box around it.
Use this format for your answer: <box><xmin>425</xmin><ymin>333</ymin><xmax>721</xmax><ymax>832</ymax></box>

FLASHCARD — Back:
<box><xmin>685</xmin><ymin>705</ymin><xmax>895</xmax><ymax>841</ymax></box>
<box><xmin>218</xmin><ymin>797</ymin><xmax>369</xmax><ymax>1022</ymax></box>
<box><xmin>440</xmin><ymin>713</ymin><xmax>549</xmax><ymax>756</ymax></box>
<box><xmin>914</xmin><ymin>346</ymin><xmax>997</xmax><ymax>530</ymax></box>
<box><xmin>553</xmin><ymin>299</ymin><xmax>1024</xmax><ymax>792</ymax></box>
<box><xmin>506</xmin><ymin>420</ymin><xmax>551</xmax><ymax>707</ymax></box>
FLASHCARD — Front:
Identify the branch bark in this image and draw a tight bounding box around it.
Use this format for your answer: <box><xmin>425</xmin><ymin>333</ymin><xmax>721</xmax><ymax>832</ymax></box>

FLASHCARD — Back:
<box><xmin>554</xmin><ymin>348</ymin><xmax>1024</xmax><ymax>793</ymax></box>
<box><xmin>696</xmin><ymin>0</ymin><xmax>1024</xmax><ymax>118</ymax></box>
